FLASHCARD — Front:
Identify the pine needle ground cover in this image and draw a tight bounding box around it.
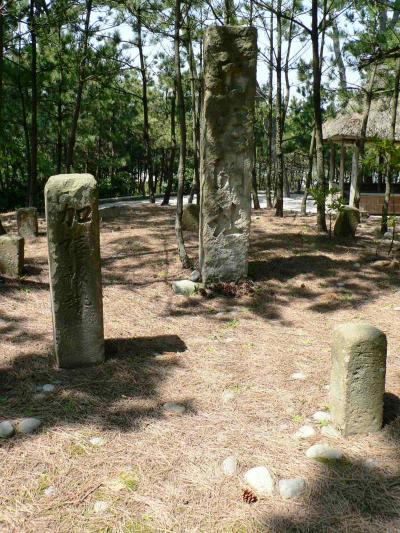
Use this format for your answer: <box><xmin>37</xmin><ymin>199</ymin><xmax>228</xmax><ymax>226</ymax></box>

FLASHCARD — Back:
<box><xmin>1</xmin><ymin>205</ymin><xmax>400</xmax><ymax>533</ymax></box>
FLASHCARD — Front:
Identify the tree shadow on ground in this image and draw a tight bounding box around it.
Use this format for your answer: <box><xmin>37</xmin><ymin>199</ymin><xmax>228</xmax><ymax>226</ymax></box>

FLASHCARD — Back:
<box><xmin>0</xmin><ymin>334</ymin><xmax>189</xmax><ymax>449</ymax></box>
<box><xmin>262</xmin><ymin>396</ymin><xmax>400</xmax><ymax>533</ymax></box>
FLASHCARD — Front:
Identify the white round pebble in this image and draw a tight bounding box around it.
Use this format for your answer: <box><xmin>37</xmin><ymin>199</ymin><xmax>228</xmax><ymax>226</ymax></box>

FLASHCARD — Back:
<box><xmin>222</xmin><ymin>390</ymin><xmax>235</xmax><ymax>403</ymax></box>
<box><xmin>394</xmin><ymin>307</ymin><xmax>400</xmax><ymax>311</ymax></box>
<box><xmin>42</xmin><ymin>384</ymin><xmax>55</xmax><ymax>393</ymax></box>
<box><xmin>320</xmin><ymin>425</ymin><xmax>341</xmax><ymax>438</ymax></box>
<box><xmin>162</xmin><ymin>402</ymin><xmax>186</xmax><ymax>415</ymax></box>
<box><xmin>93</xmin><ymin>500</ymin><xmax>108</xmax><ymax>513</ymax></box>
<box><xmin>312</xmin><ymin>411</ymin><xmax>332</xmax><ymax>423</ymax></box>
<box><xmin>244</xmin><ymin>466</ymin><xmax>274</xmax><ymax>496</ymax></box>
<box><xmin>16</xmin><ymin>417</ymin><xmax>41</xmax><ymax>434</ymax></box>
<box><xmin>0</xmin><ymin>420</ymin><xmax>14</xmax><ymax>439</ymax></box>
<box><xmin>222</xmin><ymin>456</ymin><xmax>237</xmax><ymax>476</ymax></box>
<box><xmin>364</xmin><ymin>458</ymin><xmax>380</xmax><ymax>470</ymax></box>
<box><xmin>306</xmin><ymin>443</ymin><xmax>343</xmax><ymax>461</ymax></box>
<box><xmin>291</xmin><ymin>372</ymin><xmax>306</xmax><ymax>380</ymax></box>
<box><xmin>89</xmin><ymin>437</ymin><xmax>105</xmax><ymax>446</ymax></box>
<box><xmin>294</xmin><ymin>425</ymin><xmax>316</xmax><ymax>439</ymax></box>
<box><xmin>279</xmin><ymin>478</ymin><xmax>306</xmax><ymax>499</ymax></box>
<box><xmin>44</xmin><ymin>486</ymin><xmax>57</xmax><ymax>497</ymax></box>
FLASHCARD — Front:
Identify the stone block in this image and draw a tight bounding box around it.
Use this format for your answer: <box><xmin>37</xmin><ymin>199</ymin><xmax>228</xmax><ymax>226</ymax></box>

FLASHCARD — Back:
<box><xmin>17</xmin><ymin>207</ymin><xmax>38</xmax><ymax>239</ymax></box>
<box><xmin>0</xmin><ymin>235</ymin><xmax>24</xmax><ymax>277</ymax></box>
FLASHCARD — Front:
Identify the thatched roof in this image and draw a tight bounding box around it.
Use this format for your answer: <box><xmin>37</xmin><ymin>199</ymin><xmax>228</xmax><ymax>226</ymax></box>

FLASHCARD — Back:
<box><xmin>322</xmin><ymin>93</ymin><xmax>400</xmax><ymax>144</ymax></box>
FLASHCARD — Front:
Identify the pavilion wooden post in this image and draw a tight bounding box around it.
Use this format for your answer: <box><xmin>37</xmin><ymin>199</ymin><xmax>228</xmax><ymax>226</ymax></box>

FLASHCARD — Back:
<box><xmin>349</xmin><ymin>143</ymin><xmax>360</xmax><ymax>208</ymax></box>
<box><xmin>339</xmin><ymin>143</ymin><xmax>346</xmax><ymax>198</ymax></box>
<box><xmin>329</xmin><ymin>142</ymin><xmax>336</xmax><ymax>190</ymax></box>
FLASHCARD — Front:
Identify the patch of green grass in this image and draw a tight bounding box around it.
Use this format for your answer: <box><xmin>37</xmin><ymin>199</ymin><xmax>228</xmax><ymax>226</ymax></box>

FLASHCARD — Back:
<box><xmin>67</xmin><ymin>442</ymin><xmax>87</xmax><ymax>457</ymax></box>
<box><xmin>123</xmin><ymin>517</ymin><xmax>154</xmax><ymax>533</ymax></box>
<box><xmin>119</xmin><ymin>472</ymin><xmax>138</xmax><ymax>492</ymax></box>
<box><xmin>63</xmin><ymin>399</ymin><xmax>78</xmax><ymax>413</ymax></box>
<box><xmin>37</xmin><ymin>474</ymin><xmax>50</xmax><ymax>493</ymax></box>
<box><xmin>0</xmin><ymin>396</ymin><xmax>8</xmax><ymax>406</ymax></box>
<box><xmin>225</xmin><ymin>319</ymin><xmax>239</xmax><ymax>328</ymax></box>
<box><xmin>292</xmin><ymin>414</ymin><xmax>303</xmax><ymax>423</ymax></box>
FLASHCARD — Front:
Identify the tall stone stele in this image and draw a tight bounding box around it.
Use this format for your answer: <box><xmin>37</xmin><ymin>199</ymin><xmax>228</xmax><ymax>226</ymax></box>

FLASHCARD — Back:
<box><xmin>330</xmin><ymin>323</ymin><xmax>387</xmax><ymax>436</ymax></box>
<box><xmin>17</xmin><ymin>207</ymin><xmax>39</xmax><ymax>240</ymax></box>
<box><xmin>0</xmin><ymin>235</ymin><xmax>24</xmax><ymax>277</ymax></box>
<box><xmin>45</xmin><ymin>174</ymin><xmax>104</xmax><ymax>368</ymax></box>
<box><xmin>199</xmin><ymin>26</ymin><xmax>257</xmax><ymax>283</ymax></box>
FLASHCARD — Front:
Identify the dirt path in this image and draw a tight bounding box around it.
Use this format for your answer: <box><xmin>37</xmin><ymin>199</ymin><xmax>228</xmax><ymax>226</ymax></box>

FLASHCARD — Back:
<box><xmin>0</xmin><ymin>206</ymin><xmax>399</xmax><ymax>532</ymax></box>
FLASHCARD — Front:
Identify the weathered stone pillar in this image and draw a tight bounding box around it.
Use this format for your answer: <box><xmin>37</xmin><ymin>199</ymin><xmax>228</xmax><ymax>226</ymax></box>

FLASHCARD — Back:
<box><xmin>0</xmin><ymin>235</ymin><xmax>24</xmax><ymax>277</ymax></box>
<box><xmin>199</xmin><ymin>26</ymin><xmax>257</xmax><ymax>283</ymax></box>
<box><xmin>330</xmin><ymin>323</ymin><xmax>387</xmax><ymax>436</ymax></box>
<box><xmin>17</xmin><ymin>207</ymin><xmax>38</xmax><ymax>239</ymax></box>
<box><xmin>45</xmin><ymin>174</ymin><xmax>104</xmax><ymax>368</ymax></box>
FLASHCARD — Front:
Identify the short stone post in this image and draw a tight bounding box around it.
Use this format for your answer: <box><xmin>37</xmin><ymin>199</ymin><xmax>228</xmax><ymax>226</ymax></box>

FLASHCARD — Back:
<box><xmin>0</xmin><ymin>235</ymin><xmax>24</xmax><ymax>277</ymax></box>
<box><xmin>0</xmin><ymin>219</ymin><xmax>6</xmax><ymax>235</ymax></box>
<box><xmin>199</xmin><ymin>26</ymin><xmax>257</xmax><ymax>283</ymax></box>
<box><xmin>330</xmin><ymin>323</ymin><xmax>387</xmax><ymax>436</ymax></box>
<box><xmin>17</xmin><ymin>207</ymin><xmax>38</xmax><ymax>239</ymax></box>
<box><xmin>45</xmin><ymin>174</ymin><xmax>104</xmax><ymax>368</ymax></box>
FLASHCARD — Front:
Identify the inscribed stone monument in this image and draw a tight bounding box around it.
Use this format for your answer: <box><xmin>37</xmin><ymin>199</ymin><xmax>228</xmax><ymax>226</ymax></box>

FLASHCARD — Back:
<box><xmin>199</xmin><ymin>26</ymin><xmax>257</xmax><ymax>283</ymax></box>
<box><xmin>330</xmin><ymin>323</ymin><xmax>386</xmax><ymax>436</ymax></box>
<box><xmin>45</xmin><ymin>174</ymin><xmax>104</xmax><ymax>368</ymax></box>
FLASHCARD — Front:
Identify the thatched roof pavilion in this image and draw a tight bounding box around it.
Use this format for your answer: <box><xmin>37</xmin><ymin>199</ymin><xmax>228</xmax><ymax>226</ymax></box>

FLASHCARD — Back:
<box><xmin>322</xmin><ymin>96</ymin><xmax>400</xmax><ymax>144</ymax></box>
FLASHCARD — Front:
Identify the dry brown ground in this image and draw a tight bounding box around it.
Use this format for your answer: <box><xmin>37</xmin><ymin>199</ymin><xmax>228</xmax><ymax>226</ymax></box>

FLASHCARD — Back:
<box><xmin>1</xmin><ymin>205</ymin><xmax>400</xmax><ymax>533</ymax></box>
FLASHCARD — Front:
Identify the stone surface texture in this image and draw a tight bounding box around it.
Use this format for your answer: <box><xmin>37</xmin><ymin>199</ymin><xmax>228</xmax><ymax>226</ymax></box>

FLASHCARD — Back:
<box><xmin>330</xmin><ymin>323</ymin><xmax>387</xmax><ymax>436</ymax></box>
<box><xmin>0</xmin><ymin>235</ymin><xmax>24</xmax><ymax>277</ymax></box>
<box><xmin>0</xmin><ymin>219</ymin><xmax>6</xmax><ymax>235</ymax></box>
<box><xmin>334</xmin><ymin>206</ymin><xmax>360</xmax><ymax>238</ymax></box>
<box><xmin>199</xmin><ymin>26</ymin><xmax>257</xmax><ymax>283</ymax></box>
<box><xmin>17</xmin><ymin>207</ymin><xmax>38</xmax><ymax>239</ymax></box>
<box><xmin>45</xmin><ymin>174</ymin><xmax>104</xmax><ymax>368</ymax></box>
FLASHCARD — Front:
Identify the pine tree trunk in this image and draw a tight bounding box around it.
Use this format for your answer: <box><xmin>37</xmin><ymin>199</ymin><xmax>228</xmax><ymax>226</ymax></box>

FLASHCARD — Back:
<box><xmin>381</xmin><ymin>57</ymin><xmax>400</xmax><ymax>233</ymax></box>
<box><xmin>311</xmin><ymin>0</ymin><xmax>327</xmax><ymax>232</ymax></box>
<box><xmin>162</xmin><ymin>87</ymin><xmax>177</xmax><ymax>206</ymax></box>
<box><xmin>174</xmin><ymin>0</ymin><xmax>190</xmax><ymax>268</ymax></box>
<box><xmin>275</xmin><ymin>0</ymin><xmax>284</xmax><ymax>217</ymax></box>
<box><xmin>66</xmin><ymin>0</ymin><xmax>92</xmax><ymax>172</ymax></box>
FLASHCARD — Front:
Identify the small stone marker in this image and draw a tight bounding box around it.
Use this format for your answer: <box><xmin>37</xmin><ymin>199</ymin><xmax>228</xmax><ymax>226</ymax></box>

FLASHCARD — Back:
<box><xmin>330</xmin><ymin>323</ymin><xmax>387</xmax><ymax>436</ymax></box>
<box><xmin>171</xmin><ymin>279</ymin><xmax>198</xmax><ymax>296</ymax></box>
<box><xmin>16</xmin><ymin>417</ymin><xmax>42</xmax><ymax>434</ymax></box>
<box><xmin>162</xmin><ymin>402</ymin><xmax>186</xmax><ymax>415</ymax></box>
<box><xmin>45</xmin><ymin>174</ymin><xmax>104</xmax><ymax>368</ymax></box>
<box><xmin>199</xmin><ymin>26</ymin><xmax>257</xmax><ymax>283</ymax></box>
<box><xmin>306</xmin><ymin>443</ymin><xmax>342</xmax><ymax>461</ymax></box>
<box><xmin>279</xmin><ymin>479</ymin><xmax>306</xmax><ymax>499</ymax></box>
<box><xmin>293</xmin><ymin>425</ymin><xmax>316</xmax><ymax>439</ymax></box>
<box><xmin>0</xmin><ymin>219</ymin><xmax>6</xmax><ymax>235</ymax></box>
<box><xmin>244</xmin><ymin>466</ymin><xmax>273</xmax><ymax>496</ymax></box>
<box><xmin>334</xmin><ymin>206</ymin><xmax>360</xmax><ymax>238</ymax></box>
<box><xmin>312</xmin><ymin>411</ymin><xmax>331</xmax><ymax>423</ymax></box>
<box><xmin>16</xmin><ymin>207</ymin><xmax>38</xmax><ymax>239</ymax></box>
<box><xmin>0</xmin><ymin>235</ymin><xmax>24</xmax><ymax>277</ymax></box>
<box><xmin>0</xmin><ymin>420</ymin><xmax>14</xmax><ymax>439</ymax></box>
